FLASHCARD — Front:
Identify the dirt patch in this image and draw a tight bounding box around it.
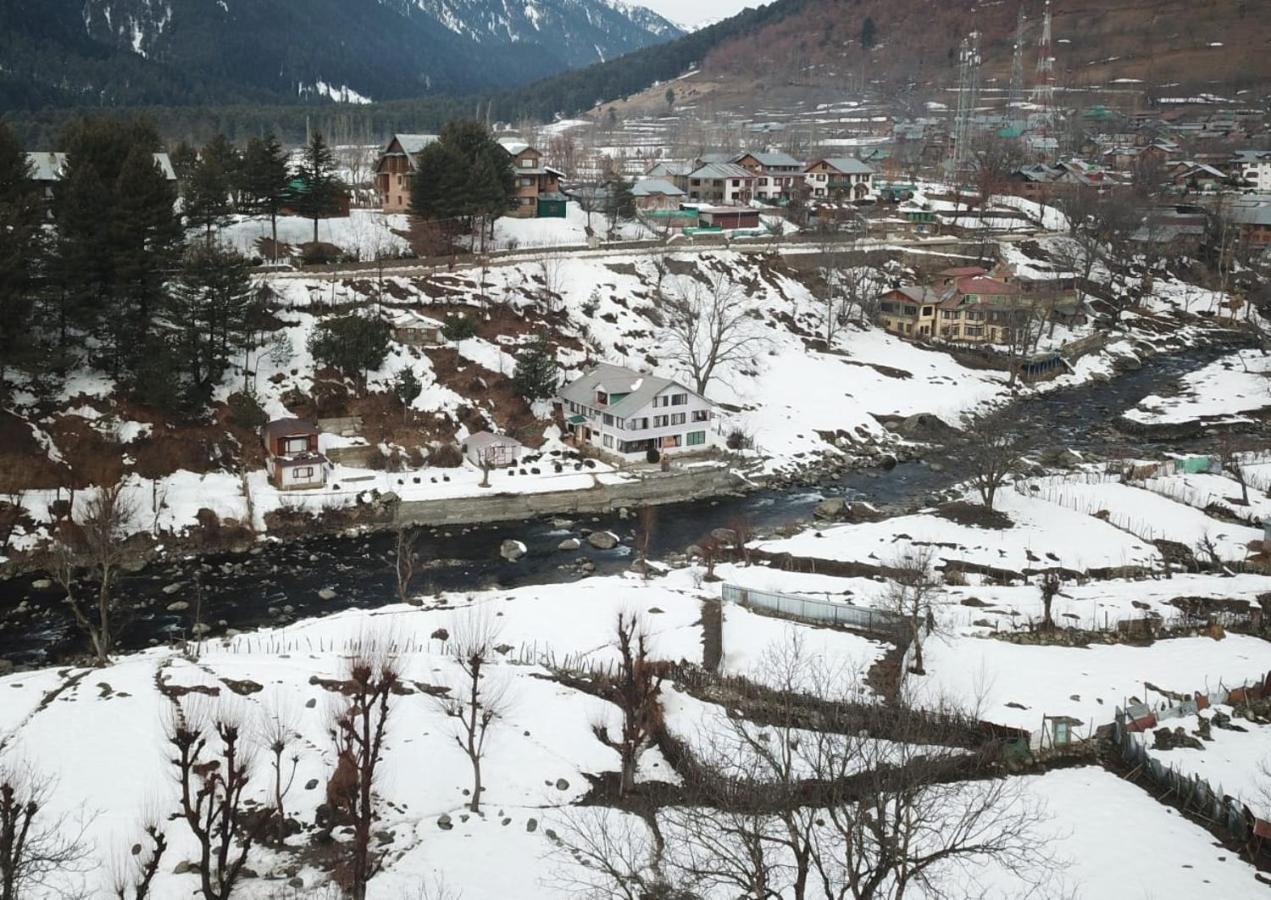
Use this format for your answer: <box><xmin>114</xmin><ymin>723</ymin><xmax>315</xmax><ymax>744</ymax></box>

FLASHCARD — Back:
<box><xmin>0</xmin><ymin>411</ymin><xmax>69</xmax><ymax>491</ymax></box>
<box><xmin>932</xmin><ymin>501</ymin><xmax>1013</xmax><ymax>530</ymax></box>
<box><xmin>423</xmin><ymin>348</ymin><xmax>542</xmax><ymax>446</ymax></box>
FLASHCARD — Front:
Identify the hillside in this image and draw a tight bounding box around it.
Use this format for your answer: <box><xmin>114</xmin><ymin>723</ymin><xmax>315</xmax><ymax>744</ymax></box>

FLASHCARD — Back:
<box><xmin>0</xmin><ymin>0</ymin><xmax>681</xmax><ymax>109</ymax></box>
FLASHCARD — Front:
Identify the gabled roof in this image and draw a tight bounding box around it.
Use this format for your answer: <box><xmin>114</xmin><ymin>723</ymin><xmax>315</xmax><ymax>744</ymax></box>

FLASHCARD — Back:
<box><xmin>386</xmin><ymin>134</ymin><xmax>439</xmax><ymax>156</ymax></box>
<box><xmin>498</xmin><ymin>138</ymin><xmax>533</xmax><ymax>156</ymax></box>
<box><xmin>632</xmin><ymin>178</ymin><xmax>685</xmax><ymax>197</ymax></box>
<box><xmin>463</xmin><ymin>430</ymin><xmax>523</xmax><ymax>451</ymax></box>
<box><xmin>1232</xmin><ymin>150</ymin><xmax>1271</xmax><ymax>164</ymax></box>
<box><xmin>736</xmin><ymin>150</ymin><xmax>803</xmax><ymax>169</ymax></box>
<box><xmin>647</xmin><ymin>161</ymin><xmax>694</xmax><ymax>178</ymax></box>
<box><xmin>952</xmin><ymin>276</ymin><xmax>1020</xmax><ymax>297</ymax></box>
<box><xmin>689</xmin><ymin>162</ymin><xmax>755</xmax><ymax>181</ymax></box>
<box><xmin>697</xmin><ymin>152</ymin><xmax>736</xmax><ymax>165</ymax></box>
<box><xmin>937</xmin><ymin>266</ymin><xmax>989</xmax><ymax>279</ymax></box>
<box><xmin>808</xmin><ymin>157</ymin><xmax>874</xmax><ymax>176</ymax></box>
<box><xmin>26</xmin><ymin>151</ymin><xmax>176</xmax><ymax>182</ymax></box>
<box><xmin>559</xmin><ymin>363</ymin><xmax>706</xmax><ymax>417</ymax></box>
<box><xmin>262</xmin><ymin>418</ymin><xmax>319</xmax><ymax>442</ymax></box>
<box><xmin>886</xmin><ymin>286</ymin><xmax>942</xmax><ymax>305</ymax></box>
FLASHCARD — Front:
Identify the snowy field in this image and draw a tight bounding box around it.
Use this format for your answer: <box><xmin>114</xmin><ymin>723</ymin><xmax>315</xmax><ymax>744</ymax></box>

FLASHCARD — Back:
<box><xmin>1135</xmin><ymin>705</ymin><xmax>1271</xmax><ymax>808</ymax></box>
<box><xmin>215</xmin><ymin>209</ymin><xmax>412</xmax><ymax>260</ymax></box>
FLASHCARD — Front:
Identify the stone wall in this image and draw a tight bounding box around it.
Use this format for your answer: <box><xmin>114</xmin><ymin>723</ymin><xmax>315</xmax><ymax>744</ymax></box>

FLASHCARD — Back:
<box><xmin>392</xmin><ymin>466</ymin><xmax>742</xmax><ymax>528</ymax></box>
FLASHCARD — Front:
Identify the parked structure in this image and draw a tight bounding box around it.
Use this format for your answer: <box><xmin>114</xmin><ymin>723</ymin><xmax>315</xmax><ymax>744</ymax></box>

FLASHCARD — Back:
<box><xmin>389</xmin><ymin>310</ymin><xmax>446</xmax><ymax>347</ymax></box>
<box><xmin>374</xmin><ymin>134</ymin><xmax>439</xmax><ymax>213</ymax></box>
<box><xmin>262</xmin><ymin>419</ymin><xmax>329</xmax><ymax>490</ymax></box>
<box><xmin>558</xmin><ymin>363</ymin><xmax>717</xmax><ymax>461</ymax></box>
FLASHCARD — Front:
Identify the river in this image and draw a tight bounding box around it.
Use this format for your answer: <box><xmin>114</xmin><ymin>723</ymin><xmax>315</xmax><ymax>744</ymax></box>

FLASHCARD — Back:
<box><xmin>0</xmin><ymin>347</ymin><xmax>1238</xmax><ymax>666</ymax></box>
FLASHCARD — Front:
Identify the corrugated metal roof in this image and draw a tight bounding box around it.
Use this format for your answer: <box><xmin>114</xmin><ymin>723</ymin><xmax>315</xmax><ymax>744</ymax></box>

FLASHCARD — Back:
<box><xmin>810</xmin><ymin>157</ymin><xmax>875</xmax><ymax>176</ymax></box>
<box><xmin>560</xmin><ymin>363</ymin><xmax>702</xmax><ymax>418</ymax></box>
<box><xmin>393</xmin><ymin>134</ymin><xmax>438</xmax><ymax>155</ymax></box>
<box><xmin>632</xmin><ymin>178</ymin><xmax>685</xmax><ymax>197</ymax></box>
<box><xmin>689</xmin><ymin>162</ymin><xmax>754</xmax><ymax>181</ymax></box>
<box><xmin>738</xmin><ymin>150</ymin><xmax>802</xmax><ymax>168</ymax></box>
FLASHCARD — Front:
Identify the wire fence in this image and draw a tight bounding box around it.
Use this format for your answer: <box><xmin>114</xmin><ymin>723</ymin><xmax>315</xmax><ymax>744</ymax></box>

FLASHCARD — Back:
<box><xmin>721</xmin><ymin>583</ymin><xmax>906</xmax><ymax>637</ymax></box>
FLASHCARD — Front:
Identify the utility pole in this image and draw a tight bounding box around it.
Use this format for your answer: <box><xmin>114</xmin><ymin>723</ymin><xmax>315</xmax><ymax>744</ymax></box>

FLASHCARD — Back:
<box><xmin>1008</xmin><ymin>5</ymin><xmax>1028</xmax><ymax>124</ymax></box>
<box><xmin>946</xmin><ymin>31</ymin><xmax>982</xmax><ymax>180</ymax></box>
<box><xmin>1032</xmin><ymin>0</ymin><xmax>1056</xmax><ymax>132</ymax></box>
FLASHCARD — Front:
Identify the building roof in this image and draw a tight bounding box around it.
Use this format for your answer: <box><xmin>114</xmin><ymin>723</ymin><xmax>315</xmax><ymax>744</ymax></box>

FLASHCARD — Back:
<box><xmin>632</xmin><ymin>178</ymin><xmax>686</xmax><ymax>197</ymax></box>
<box><xmin>697</xmin><ymin>152</ymin><xmax>736</xmax><ymax>165</ymax></box>
<box><xmin>463</xmin><ymin>431</ymin><xmax>523</xmax><ymax>451</ymax></box>
<box><xmin>1233</xmin><ymin>150</ymin><xmax>1271</xmax><ymax>164</ymax></box>
<box><xmin>887</xmin><ymin>286</ymin><xmax>943</xmax><ymax>305</ymax></box>
<box><xmin>387</xmin><ymin>134</ymin><xmax>438</xmax><ymax>156</ymax></box>
<box><xmin>952</xmin><ymin>276</ymin><xmax>1020</xmax><ymax>297</ymax></box>
<box><xmin>737</xmin><ymin>150</ymin><xmax>803</xmax><ymax>169</ymax></box>
<box><xmin>262</xmin><ymin>418</ymin><xmax>319</xmax><ymax>442</ymax></box>
<box><xmin>689</xmin><ymin>162</ymin><xmax>755</xmax><ymax>181</ymax></box>
<box><xmin>498</xmin><ymin>138</ymin><xmax>533</xmax><ymax>156</ymax></box>
<box><xmin>808</xmin><ymin>157</ymin><xmax>875</xmax><ymax>176</ymax></box>
<box><xmin>1228</xmin><ymin>202</ymin><xmax>1271</xmax><ymax>227</ymax></box>
<box><xmin>937</xmin><ymin>266</ymin><xmax>989</xmax><ymax>279</ymax></box>
<box><xmin>26</xmin><ymin>151</ymin><xmax>176</xmax><ymax>182</ymax></box>
<box><xmin>559</xmin><ymin>363</ymin><xmax>704</xmax><ymax>417</ymax></box>
<box><xmin>647</xmin><ymin>161</ymin><xmax>694</xmax><ymax>178</ymax></box>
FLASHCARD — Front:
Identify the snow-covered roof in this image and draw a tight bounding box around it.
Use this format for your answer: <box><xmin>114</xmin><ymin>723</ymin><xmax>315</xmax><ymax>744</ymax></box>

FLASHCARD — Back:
<box><xmin>689</xmin><ymin>162</ymin><xmax>754</xmax><ymax>181</ymax></box>
<box><xmin>463</xmin><ymin>431</ymin><xmax>523</xmax><ymax>451</ymax></box>
<box><xmin>499</xmin><ymin>138</ymin><xmax>533</xmax><ymax>156</ymax></box>
<box><xmin>390</xmin><ymin>134</ymin><xmax>439</xmax><ymax>156</ymax></box>
<box><xmin>560</xmin><ymin>363</ymin><xmax>704</xmax><ymax>416</ymax></box>
<box><xmin>808</xmin><ymin>157</ymin><xmax>875</xmax><ymax>176</ymax></box>
<box><xmin>632</xmin><ymin>178</ymin><xmax>685</xmax><ymax>197</ymax></box>
<box><xmin>25</xmin><ymin>151</ymin><xmax>176</xmax><ymax>182</ymax></box>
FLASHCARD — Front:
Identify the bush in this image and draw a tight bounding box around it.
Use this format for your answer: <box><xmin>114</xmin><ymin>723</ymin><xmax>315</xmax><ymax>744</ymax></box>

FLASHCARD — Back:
<box><xmin>513</xmin><ymin>334</ymin><xmax>559</xmax><ymax>401</ymax></box>
<box><xmin>308</xmin><ymin>314</ymin><xmax>391</xmax><ymax>385</ymax></box>
<box><xmin>726</xmin><ymin>428</ymin><xmax>752</xmax><ymax>451</ymax></box>
<box><xmin>226</xmin><ymin>390</ymin><xmax>268</xmax><ymax>429</ymax></box>
<box><xmin>430</xmin><ymin>443</ymin><xmax>464</xmax><ymax>468</ymax></box>
<box><xmin>442</xmin><ymin>314</ymin><xmax>478</xmax><ymax>342</ymax></box>
<box><xmin>646</xmin><ymin>447</ymin><xmax>660</xmax><ymax>464</ymax></box>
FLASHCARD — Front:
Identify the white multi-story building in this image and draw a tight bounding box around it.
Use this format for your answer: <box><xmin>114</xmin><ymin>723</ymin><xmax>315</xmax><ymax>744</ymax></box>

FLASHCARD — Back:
<box><xmin>559</xmin><ymin>364</ymin><xmax>718</xmax><ymax>461</ymax></box>
<box><xmin>1232</xmin><ymin>150</ymin><xmax>1271</xmax><ymax>192</ymax></box>
<box><xmin>805</xmin><ymin>157</ymin><xmax>875</xmax><ymax>201</ymax></box>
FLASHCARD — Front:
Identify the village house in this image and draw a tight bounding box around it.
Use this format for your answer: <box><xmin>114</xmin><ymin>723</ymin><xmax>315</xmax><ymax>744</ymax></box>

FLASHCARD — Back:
<box><xmin>685</xmin><ymin>161</ymin><xmax>756</xmax><ymax>204</ymax></box>
<box><xmin>388</xmin><ymin>310</ymin><xmax>446</xmax><ymax>347</ymax></box>
<box><xmin>558</xmin><ymin>363</ymin><xmax>717</xmax><ymax>462</ymax></box>
<box><xmin>644</xmin><ymin>161</ymin><xmax>695</xmax><ymax>193</ymax></box>
<box><xmin>499</xmin><ymin>139</ymin><xmax>567</xmax><ymax>219</ymax></box>
<box><xmin>261</xmin><ymin>418</ymin><xmax>329</xmax><ymax>491</ymax></box>
<box><xmin>1231</xmin><ymin>150</ymin><xmax>1271</xmax><ymax>192</ymax></box>
<box><xmin>732</xmin><ymin>150</ymin><xmax>806</xmax><ymax>202</ymax></box>
<box><xmin>26</xmin><ymin>151</ymin><xmax>177</xmax><ymax>204</ymax></box>
<box><xmin>374</xmin><ymin>134</ymin><xmax>438</xmax><ymax>213</ymax></box>
<box><xmin>1227</xmin><ymin>201</ymin><xmax>1271</xmax><ymax>247</ymax></box>
<box><xmin>631</xmin><ymin>178</ymin><xmax>686</xmax><ymax>210</ymax></box>
<box><xmin>804</xmin><ymin>158</ymin><xmax>875</xmax><ymax>201</ymax></box>
<box><xmin>878</xmin><ymin>286</ymin><xmax>943</xmax><ymax>338</ymax></box>
<box><xmin>879</xmin><ymin>266</ymin><xmax>1064</xmax><ymax>346</ymax></box>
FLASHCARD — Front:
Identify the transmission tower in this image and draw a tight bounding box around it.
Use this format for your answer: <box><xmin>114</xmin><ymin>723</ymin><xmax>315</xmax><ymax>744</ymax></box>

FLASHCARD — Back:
<box><xmin>1032</xmin><ymin>0</ymin><xmax>1055</xmax><ymax>128</ymax></box>
<box><xmin>946</xmin><ymin>31</ymin><xmax>982</xmax><ymax>179</ymax></box>
<box><xmin>1008</xmin><ymin>5</ymin><xmax>1028</xmax><ymax>122</ymax></box>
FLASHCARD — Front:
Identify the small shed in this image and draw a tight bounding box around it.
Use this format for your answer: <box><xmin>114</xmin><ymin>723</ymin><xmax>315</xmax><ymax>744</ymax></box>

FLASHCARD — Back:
<box><xmin>536</xmin><ymin>192</ymin><xmax>568</xmax><ymax>219</ymax></box>
<box><xmin>261</xmin><ymin>418</ymin><xmax>329</xmax><ymax>490</ymax></box>
<box><xmin>698</xmin><ymin>207</ymin><xmax>761</xmax><ymax>230</ymax></box>
<box><xmin>390</xmin><ymin>311</ymin><xmax>445</xmax><ymax>347</ymax></box>
<box><xmin>462</xmin><ymin>431</ymin><xmax>524</xmax><ymax>468</ymax></box>
<box><xmin>269</xmin><ymin>455</ymin><xmax>329</xmax><ymax>491</ymax></box>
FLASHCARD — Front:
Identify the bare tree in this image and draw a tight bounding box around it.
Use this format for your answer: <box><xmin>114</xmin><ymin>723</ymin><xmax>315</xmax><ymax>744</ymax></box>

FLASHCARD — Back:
<box><xmin>52</xmin><ymin>481</ymin><xmax>139</xmax><ymax>665</ymax></box>
<box><xmin>165</xmin><ymin>704</ymin><xmax>260</xmax><ymax>900</ymax></box>
<box><xmin>881</xmin><ymin>545</ymin><xmax>941</xmax><ymax>675</ymax></box>
<box><xmin>0</xmin><ymin>761</ymin><xmax>94</xmax><ymax>900</ymax></box>
<box><xmin>548</xmin><ymin>807</ymin><xmax>665</xmax><ymax>900</ymax></box>
<box><xmin>593</xmin><ymin>612</ymin><xmax>665</xmax><ymax>797</ymax></box>
<box><xmin>1216</xmin><ymin>433</ymin><xmax>1252</xmax><ymax>506</ymax></box>
<box><xmin>957</xmin><ymin>414</ymin><xmax>1025</xmax><ymax>514</ymax></box>
<box><xmin>259</xmin><ymin>705</ymin><xmax>301</xmax><ymax>846</ymax></box>
<box><xmin>1039</xmin><ymin>572</ymin><xmax>1061</xmax><ymax>632</ymax></box>
<box><xmin>111</xmin><ymin>818</ymin><xmax>167</xmax><ymax>900</ymax></box>
<box><xmin>663</xmin><ymin>269</ymin><xmax>769</xmax><ymax>395</ymax></box>
<box><xmin>438</xmin><ymin>609</ymin><xmax>510</xmax><ymax>814</ymax></box>
<box><xmin>394</xmin><ymin>527</ymin><xmax>422</xmax><ymax>602</ymax></box>
<box><xmin>330</xmin><ymin>648</ymin><xmax>401</xmax><ymax>900</ymax></box>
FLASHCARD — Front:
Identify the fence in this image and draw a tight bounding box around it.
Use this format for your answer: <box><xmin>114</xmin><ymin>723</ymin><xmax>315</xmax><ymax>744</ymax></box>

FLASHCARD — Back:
<box><xmin>721</xmin><ymin>583</ymin><xmax>905</xmax><ymax>637</ymax></box>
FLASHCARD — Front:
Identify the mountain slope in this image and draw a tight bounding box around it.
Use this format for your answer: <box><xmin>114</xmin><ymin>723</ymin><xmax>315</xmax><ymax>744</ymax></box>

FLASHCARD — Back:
<box><xmin>0</xmin><ymin>0</ymin><xmax>682</xmax><ymax>109</ymax></box>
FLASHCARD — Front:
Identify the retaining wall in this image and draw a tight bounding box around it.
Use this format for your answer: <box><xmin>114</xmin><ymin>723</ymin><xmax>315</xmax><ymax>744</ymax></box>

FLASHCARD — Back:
<box><xmin>392</xmin><ymin>466</ymin><xmax>742</xmax><ymax>528</ymax></box>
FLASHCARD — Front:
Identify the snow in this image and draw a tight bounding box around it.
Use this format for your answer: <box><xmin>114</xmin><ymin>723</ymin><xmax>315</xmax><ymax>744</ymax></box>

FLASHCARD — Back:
<box><xmin>990</xmin><ymin>193</ymin><xmax>1069</xmax><ymax>232</ymax></box>
<box><xmin>215</xmin><ymin>209</ymin><xmax>411</xmax><ymax>260</ymax></box>
<box><xmin>916</xmin><ymin>632</ymin><xmax>1271</xmax><ymax>732</ymax></box>
<box><xmin>1126</xmin><ymin>349</ymin><xmax>1271</xmax><ymax>426</ymax></box>
<box><xmin>1136</xmin><ymin>704</ymin><xmax>1271</xmax><ymax>809</ymax></box>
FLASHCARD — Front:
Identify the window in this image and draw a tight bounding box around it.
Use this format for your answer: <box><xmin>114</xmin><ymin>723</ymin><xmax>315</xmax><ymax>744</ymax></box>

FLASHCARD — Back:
<box><xmin>686</xmin><ymin>431</ymin><xmax>706</xmax><ymax>447</ymax></box>
<box><xmin>519</xmin><ymin>176</ymin><xmax>534</xmax><ymax>187</ymax></box>
<box><xmin>603</xmin><ymin>414</ymin><xmax>613</xmax><ymax>426</ymax></box>
<box><xmin>630</xmin><ymin>417</ymin><xmax>649</xmax><ymax>430</ymax></box>
<box><xmin>671</xmin><ymin>413</ymin><xmax>686</xmax><ymax>426</ymax></box>
<box><xmin>654</xmin><ymin>415</ymin><xmax>669</xmax><ymax>428</ymax></box>
<box><xmin>520</xmin><ymin>158</ymin><xmax>535</xmax><ymax>168</ymax></box>
<box><xmin>692</xmin><ymin>410</ymin><xmax>710</xmax><ymax>422</ymax></box>
<box><xmin>283</xmin><ymin>437</ymin><xmax>309</xmax><ymax>454</ymax></box>
<box><xmin>292</xmin><ymin>466</ymin><xmax>314</xmax><ymax>480</ymax></box>
<box><xmin>671</xmin><ymin>393</ymin><xmax>687</xmax><ymax>406</ymax></box>
<box><xmin>603</xmin><ymin>434</ymin><xmax>614</xmax><ymax>448</ymax></box>
<box><xmin>596</xmin><ymin>391</ymin><xmax>608</xmax><ymax>405</ymax></box>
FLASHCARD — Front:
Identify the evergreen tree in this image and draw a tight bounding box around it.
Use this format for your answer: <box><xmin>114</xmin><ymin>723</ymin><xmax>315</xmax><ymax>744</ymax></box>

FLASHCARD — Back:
<box><xmin>242</xmin><ymin>134</ymin><xmax>290</xmax><ymax>260</ymax></box>
<box><xmin>308</xmin><ymin>314</ymin><xmax>391</xmax><ymax>392</ymax></box>
<box><xmin>0</xmin><ymin>122</ymin><xmax>45</xmax><ymax>390</ymax></box>
<box><xmin>167</xmin><ymin>242</ymin><xmax>259</xmax><ymax>395</ymax></box>
<box><xmin>393</xmin><ymin>367</ymin><xmax>422</xmax><ymax>421</ymax></box>
<box><xmin>200</xmin><ymin>134</ymin><xmax>243</xmax><ymax>209</ymax></box>
<box><xmin>410</xmin><ymin>142</ymin><xmax>468</xmax><ymax>223</ymax></box>
<box><xmin>513</xmin><ymin>334</ymin><xmax>559</xmax><ymax>401</ymax></box>
<box><xmin>170</xmin><ymin>140</ymin><xmax>199</xmax><ymax>186</ymax></box>
<box><xmin>51</xmin><ymin>158</ymin><xmax>110</xmax><ymax>357</ymax></box>
<box><xmin>291</xmin><ymin>131</ymin><xmax>343</xmax><ymax>244</ymax></box>
<box><xmin>410</xmin><ymin>121</ymin><xmax>512</xmax><ymax>238</ymax></box>
<box><xmin>441</xmin><ymin>313</ymin><xmax>477</xmax><ymax>343</ymax></box>
<box><xmin>860</xmin><ymin>17</ymin><xmax>878</xmax><ymax>50</ymax></box>
<box><xmin>604</xmin><ymin>178</ymin><xmax>635</xmax><ymax>232</ymax></box>
<box><xmin>185</xmin><ymin>153</ymin><xmax>232</xmax><ymax>244</ymax></box>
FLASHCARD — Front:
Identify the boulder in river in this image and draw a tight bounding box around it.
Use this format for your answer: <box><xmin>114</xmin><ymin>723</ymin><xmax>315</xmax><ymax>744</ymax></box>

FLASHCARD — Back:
<box><xmin>558</xmin><ymin>538</ymin><xmax>581</xmax><ymax>552</ymax></box>
<box><xmin>500</xmin><ymin>540</ymin><xmax>527</xmax><ymax>562</ymax></box>
<box><xmin>587</xmin><ymin>531</ymin><xmax>619</xmax><ymax>550</ymax></box>
<box><xmin>317</xmin><ymin>588</ymin><xmax>337</xmax><ymax>601</ymax></box>
<box><xmin>814</xmin><ymin>497</ymin><xmax>846</xmax><ymax>520</ymax></box>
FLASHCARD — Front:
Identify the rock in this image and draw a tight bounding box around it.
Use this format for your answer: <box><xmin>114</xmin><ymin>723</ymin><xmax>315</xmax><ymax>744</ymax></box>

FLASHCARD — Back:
<box><xmin>173</xmin><ymin>860</ymin><xmax>196</xmax><ymax>875</ymax></box>
<box><xmin>0</xmin><ymin>659</ymin><xmax>13</xmax><ymax>676</ymax></box>
<box><xmin>191</xmin><ymin>623</ymin><xmax>212</xmax><ymax>636</ymax></box>
<box><xmin>814</xmin><ymin>497</ymin><xmax>846</xmax><ymax>520</ymax></box>
<box><xmin>30</xmin><ymin>579</ymin><xmax>52</xmax><ymax>590</ymax></box>
<box><xmin>1153</xmin><ymin>725</ymin><xmax>1205</xmax><ymax>751</ymax></box>
<box><xmin>318</xmin><ymin>588</ymin><xmax>337</xmax><ymax>601</ymax></box>
<box><xmin>587</xmin><ymin>531</ymin><xmax>619</xmax><ymax>550</ymax></box>
<box><xmin>379</xmin><ymin>491</ymin><xmax>400</xmax><ymax>506</ymax></box>
<box><xmin>526</xmin><ymin>818</ymin><xmax>538</xmax><ymax>833</ymax></box>
<box><xmin>437</xmin><ymin>814</ymin><xmax>453</xmax><ymax>831</ymax></box>
<box><xmin>305</xmin><ymin>779</ymin><xmax>319</xmax><ymax>791</ymax></box>
<box><xmin>500</xmin><ymin>540</ymin><xmax>527</xmax><ymax>562</ymax></box>
<box><xmin>166</xmin><ymin>601</ymin><xmax>189</xmax><ymax>612</ymax></box>
<box><xmin>555</xmin><ymin>778</ymin><xmax>570</xmax><ymax>791</ymax></box>
<box><xmin>558</xmin><ymin>538</ymin><xmax>581</xmax><ymax>552</ymax></box>
<box><xmin>162</xmin><ymin>582</ymin><xmax>184</xmax><ymax>595</ymax></box>
<box><xmin>710</xmin><ymin>528</ymin><xmax>737</xmax><ymax>545</ymax></box>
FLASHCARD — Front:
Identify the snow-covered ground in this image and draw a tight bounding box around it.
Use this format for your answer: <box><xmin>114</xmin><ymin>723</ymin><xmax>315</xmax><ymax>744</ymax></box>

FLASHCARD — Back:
<box><xmin>1126</xmin><ymin>349</ymin><xmax>1271</xmax><ymax>426</ymax></box>
<box><xmin>1135</xmin><ymin>704</ymin><xmax>1271</xmax><ymax>809</ymax></box>
<box><xmin>215</xmin><ymin>209</ymin><xmax>412</xmax><ymax>260</ymax></box>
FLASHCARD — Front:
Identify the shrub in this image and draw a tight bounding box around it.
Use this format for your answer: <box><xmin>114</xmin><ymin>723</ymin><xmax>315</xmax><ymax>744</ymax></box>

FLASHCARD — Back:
<box><xmin>430</xmin><ymin>443</ymin><xmax>464</xmax><ymax>468</ymax></box>
<box><xmin>442</xmin><ymin>315</ymin><xmax>478</xmax><ymax>342</ymax></box>
<box><xmin>309</xmin><ymin>314</ymin><xmax>391</xmax><ymax>385</ymax></box>
<box><xmin>726</xmin><ymin>428</ymin><xmax>753</xmax><ymax>451</ymax></box>
<box><xmin>646</xmin><ymin>447</ymin><xmax>660</xmax><ymax>465</ymax></box>
<box><xmin>227</xmin><ymin>391</ymin><xmax>268</xmax><ymax>430</ymax></box>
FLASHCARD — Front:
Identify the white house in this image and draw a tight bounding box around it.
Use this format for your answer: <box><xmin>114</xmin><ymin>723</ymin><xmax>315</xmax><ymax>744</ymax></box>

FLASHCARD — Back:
<box><xmin>462</xmin><ymin>431</ymin><xmax>524</xmax><ymax>468</ymax></box>
<box><xmin>685</xmin><ymin>162</ymin><xmax>756</xmax><ymax>205</ymax></box>
<box><xmin>1232</xmin><ymin>150</ymin><xmax>1271</xmax><ymax>192</ymax></box>
<box><xmin>558</xmin><ymin>364</ymin><xmax>717</xmax><ymax>461</ymax></box>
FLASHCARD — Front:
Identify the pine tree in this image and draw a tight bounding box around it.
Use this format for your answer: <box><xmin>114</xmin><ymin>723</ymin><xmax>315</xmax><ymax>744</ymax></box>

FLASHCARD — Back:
<box><xmin>200</xmin><ymin>134</ymin><xmax>243</xmax><ymax>209</ymax></box>
<box><xmin>604</xmin><ymin>178</ymin><xmax>635</xmax><ymax>232</ymax></box>
<box><xmin>185</xmin><ymin>153</ymin><xmax>232</xmax><ymax>244</ymax></box>
<box><xmin>513</xmin><ymin>334</ymin><xmax>558</xmax><ymax>401</ymax></box>
<box><xmin>393</xmin><ymin>367</ymin><xmax>422</xmax><ymax>421</ymax></box>
<box><xmin>410</xmin><ymin>142</ymin><xmax>468</xmax><ymax>223</ymax></box>
<box><xmin>242</xmin><ymin>134</ymin><xmax>290</xmax><ymax>260</ymax></box>
<box><xmin>291</xmin><ymin>131</ymin><xmax>343</xmax><ymax>244</ymax></box>
<box><xmin>167</xmin><ymin>242</ymin><xmax>259</xmax><ymax>395</ymax></box>
<box><xmin>860</xmin><ymin>17</ymin><xmax>878</xmax><ymax>50</ymax></box>
<box><xmin>308</xmin><ymin>314</ymin><xmax>391</xmax><ymax>393</ymax></box>
<box><xmin>0</xmin><ymin>121</ymin><xmax>45</xmax><ymax>390</ymax></box>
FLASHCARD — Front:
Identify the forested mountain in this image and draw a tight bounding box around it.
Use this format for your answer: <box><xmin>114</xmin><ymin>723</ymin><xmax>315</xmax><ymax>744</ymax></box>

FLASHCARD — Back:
<box><xmin>0</xmin><ymin>0</ymin><xmax>681</xmax><ymax>109</ymax></box>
